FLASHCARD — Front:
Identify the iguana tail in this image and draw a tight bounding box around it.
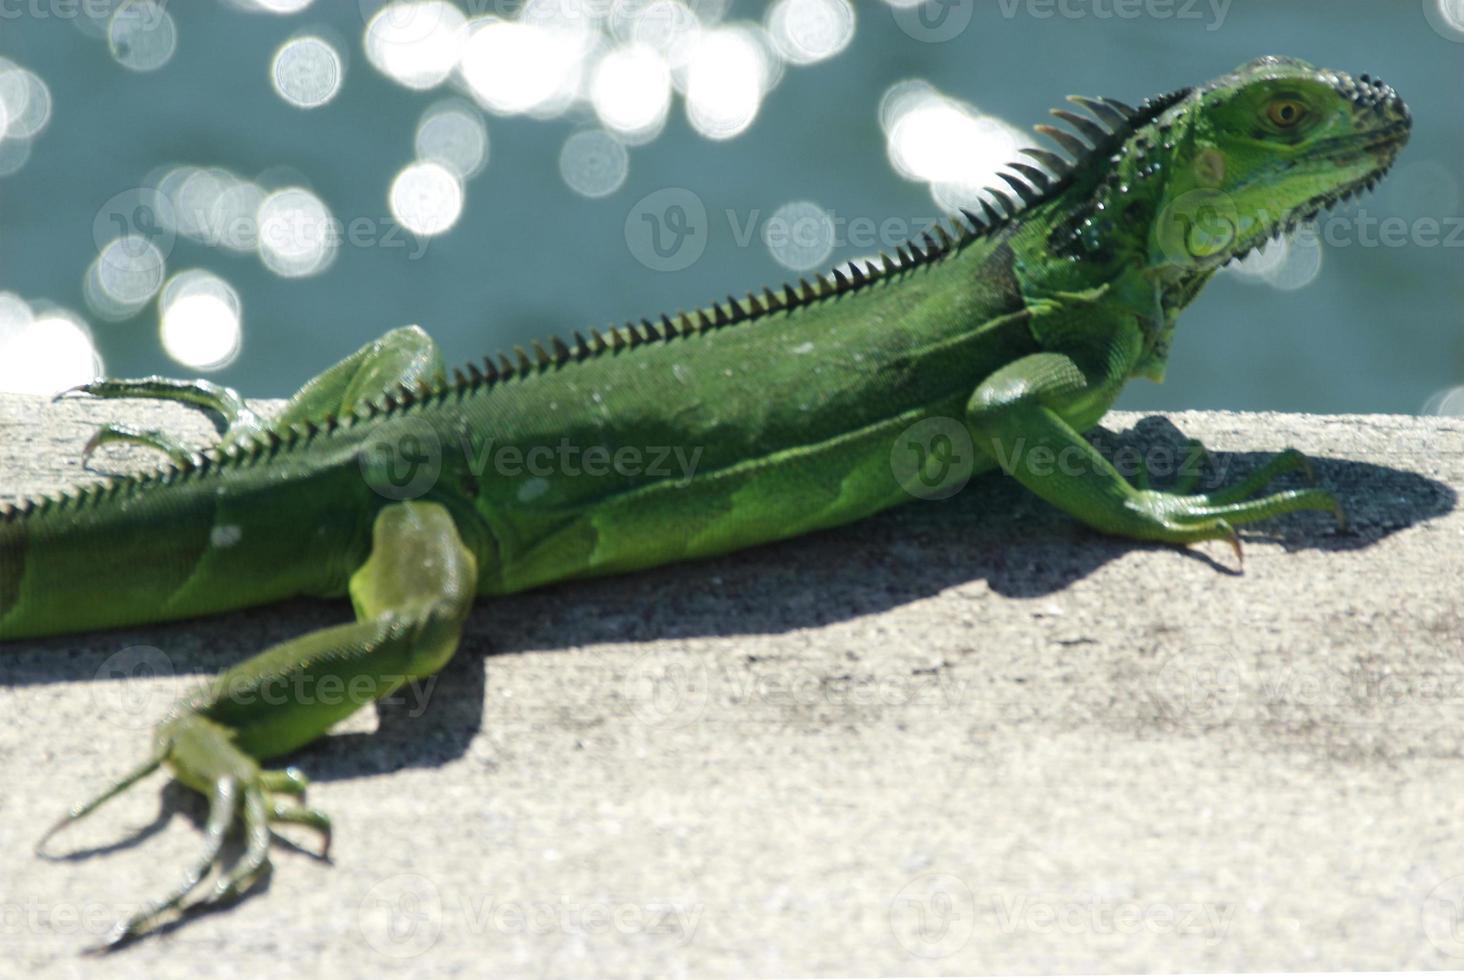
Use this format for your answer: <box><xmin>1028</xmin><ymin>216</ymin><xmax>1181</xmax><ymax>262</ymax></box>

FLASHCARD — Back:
<box><xmin>0</xmin><ymin>463</ymin><xmax>368</xmax><ymax>641</ymax></box>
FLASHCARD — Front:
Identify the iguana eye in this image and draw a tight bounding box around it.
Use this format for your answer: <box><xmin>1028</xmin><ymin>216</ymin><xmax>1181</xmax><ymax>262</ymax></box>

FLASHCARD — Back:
<box><xmin>1265</xmin><ymin>97</ymin><xmax>1309</xmax><ymax>129</ymax></box>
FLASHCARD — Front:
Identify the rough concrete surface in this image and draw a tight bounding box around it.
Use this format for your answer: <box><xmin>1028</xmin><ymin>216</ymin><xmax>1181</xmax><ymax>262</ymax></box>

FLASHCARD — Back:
<box><xmin>3</xmin><ymin>391</ymin><xmax>1464</xmax><ymax>978</ymax></box>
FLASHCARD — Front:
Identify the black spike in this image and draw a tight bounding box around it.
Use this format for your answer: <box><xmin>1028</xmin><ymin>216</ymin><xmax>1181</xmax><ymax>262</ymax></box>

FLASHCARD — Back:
<box><xmin>986</xmin><ymin>188</ymin><xmax>1018</xmax><ymax>215</ymax></box>
<box><xmin>997</xmin><ymin>172</ymin><xmax>1038</xmax><ymax>205</ymax></box>
<box><xmin>690</xmin><ymin>310</ymin><xmax>711</xmax><ymax>333</ymax></box>
<box><xmin>1020</xmin><ymin>147</ymin><xmax>1071</xmax><ymax>173</ymax></box>
<box><xmin>896</xmin><ymin>245</ymin><xmax>914</xmax><ymax>266</ymax></box>
<box><xmin>1100</xmin><ymin>96</ymin><xmax>1138</xmax><ymax>118</ymax></box>
<box><xmin>572</xmin><ymin>331</ymin><xmax>592</xmax><ymax>359</ymax></box>
<box><xmin>745</xmin><ymin>293</ymin><xmax>764</xmax><ymax>316</ymax></box>
<box><xmin>847</xmin><ymin>263</ymin><xmax>866</xmax><ymax>287</ymax></box>
<box><xmin>1068</xmin><ymin>95</ymin><xmax>1126</xmax><ymax>129</ymax></box>
<box><xmin>832</xmin><ymin>266</ymin><xmax>850</xmax><ymax>289</ymax></box>
<box><xmin>864</xmin><ymin>259</ymin><xmax>883</xmax><ymax>280</ymax></box>
<box><xmin>959</xmin><ymin>208</ymin><xmax>983</xmax><ymax>233</ymax></box>
<box><xmin>548</xmin><ymin>336</ymin><xmax>571</xmax><ymax>364</ymax></box>
<box><xmin>980</xmin><ymin>199</ymin><xmax>1003</xmax><ymax>227</ymax></box>
<box><xmin>1035</xmin><ymin>123</ymin><xmax>1090</xmax><ymax>159</ymax></box>
<box><xmin>799</xmin><ymin>278</ymin><xmax>818</xmax><ymax>302</ymax></box>
<box><xmin>728</xmin><ymin>295</ymin><xmax>747</xmax><ymax>319</ymax></box>
<box><xmin>1051</xmin><ymin>109</ymin><xmax>1109</xmax><ymax>145</ymax></box>
<box><xmin>764</xmin><ymin>287</ymin><xmax>783</xmax><ymax>311</ymax></box>
<box><xmin>934</xmin><ymin>224</ymin><xmax>956</xmax><ymax>248</ymax></box>
<box><xmin>1008</xmin><ymin>163</ymin><xmax>1051</xmax><ymax>192</ymax></box>
<box><xmin>907</xmin><ymin>240</ymin><xmax>927</xmax><ymax>263</ymax></box>
<box><xmin>514</xmin><ymin>347</ymin><xmax>533</xmax><ymax>373</ymax></box>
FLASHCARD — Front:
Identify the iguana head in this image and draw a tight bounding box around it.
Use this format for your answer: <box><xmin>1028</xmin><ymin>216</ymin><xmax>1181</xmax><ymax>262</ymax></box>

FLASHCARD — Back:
<box><xmin>1145</xmin><ymin>56</ymin><xmax>1411</xmax><ymax>272</ymax></box>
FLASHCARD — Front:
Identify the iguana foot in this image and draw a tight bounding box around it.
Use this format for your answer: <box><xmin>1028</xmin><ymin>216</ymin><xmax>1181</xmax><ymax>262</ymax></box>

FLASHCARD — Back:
<box><xmin>37</xmin><ymin>715</ymin><xmax>330</xmax><ymax>954</ymax></box>
<box><xmin>1124</xmin><ymin>446</ymin><xmax>1344</xmax><ymax>559</ymax></box>
<box><xmin>55</xmin><ymin>375</ymin><xmax>266</xmax><ymax>462</ymax></box>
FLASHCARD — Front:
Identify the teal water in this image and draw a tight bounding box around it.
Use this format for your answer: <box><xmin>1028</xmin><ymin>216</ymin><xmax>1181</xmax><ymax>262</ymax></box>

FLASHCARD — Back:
<box><xmin>0</xmin><ymin>0</ymin><xmax>1459</xmax><ymax>414</ymax></box>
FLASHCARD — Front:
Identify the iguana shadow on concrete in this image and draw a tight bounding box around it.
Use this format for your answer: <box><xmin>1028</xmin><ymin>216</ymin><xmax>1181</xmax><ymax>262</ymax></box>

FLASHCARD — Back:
<box><xmin>6</xmin><ymin>415</ymin><xmax>1452</xmax><ymax>801</ymax></box>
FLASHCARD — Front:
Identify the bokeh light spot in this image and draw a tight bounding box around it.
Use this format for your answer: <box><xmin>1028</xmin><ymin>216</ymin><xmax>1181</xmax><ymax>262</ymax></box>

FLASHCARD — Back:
<box><xmin>414</xmin><ymin>101</ymin><xmax>489</xmax><ymax>180</ymax></box>
<box><xmin>559</xmin><ymin>130</ymin><xmax>629</xmax><ymax>199</ymax></box>
<box><xmin>256</xmin><ymin>187</ymin><xmax>337</xmax><ymax>277</ymax></box>
<box><xmin>766</xmin><ymin>0</ymin><xmax>855</xmax><ymax>65</ymax></box>
<box><xmin>364</xmin><ymin>1</ymin><xmax>465</xmax><ymax>90</ymax></box>
<box><xmin>271</xmin><ymin>36</ymin><xmax>343</xmax><ymax>108</ymax></box>
<box><xmin>389</xmin><ymin>161</ymin><xmax>464</xmax><ymax>236</ymax></box>
<box><xmin>159</xmin><ymin>270</ymin><xmax>243</xmax><ymax>371</ymax></box>
<box><xmin>108</xmin><ymin>0</ymin><xmax>179</xmax><ymax>73</ymax></box>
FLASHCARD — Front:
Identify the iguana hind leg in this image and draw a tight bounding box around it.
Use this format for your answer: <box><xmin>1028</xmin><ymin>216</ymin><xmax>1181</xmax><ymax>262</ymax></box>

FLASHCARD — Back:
<box><xmin>37</xmin><ymin>501</ymin><xmax>478</xmax><ymax>952</ymax></box>
<box><xmin>967</xmin><ymin>351</ymin><xmax>1343</xmax><ymax>556</ymax></box>
<box><xmin>56</xmin><ymin>325</ymin><xmax>443</xmax><ymax>462</ymax></box>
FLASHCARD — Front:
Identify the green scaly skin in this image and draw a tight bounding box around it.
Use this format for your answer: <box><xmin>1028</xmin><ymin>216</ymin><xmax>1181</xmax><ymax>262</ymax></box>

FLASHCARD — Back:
<box><xmin>0</xmin><ymin>57</ymin><xmax>1410</xmax><ymax>950</ymax></box>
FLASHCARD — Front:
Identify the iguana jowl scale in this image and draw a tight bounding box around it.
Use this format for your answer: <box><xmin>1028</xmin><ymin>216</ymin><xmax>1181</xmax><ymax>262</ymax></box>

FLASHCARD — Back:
<box><xmin>0</xmin><ymin>57</ymin><xmax>1411</xmax><ymax>949</ymax></box>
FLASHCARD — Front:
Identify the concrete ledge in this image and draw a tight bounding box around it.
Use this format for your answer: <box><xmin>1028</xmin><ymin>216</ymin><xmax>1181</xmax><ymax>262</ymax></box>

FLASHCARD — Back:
<box><xmin>2</xmin><ymin>392</ymin><xmax>1463</xmax><ymax>975</ymax></box>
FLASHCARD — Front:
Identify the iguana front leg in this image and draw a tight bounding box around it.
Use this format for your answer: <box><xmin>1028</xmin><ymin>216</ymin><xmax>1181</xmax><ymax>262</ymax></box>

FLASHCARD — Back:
<box><xmin>55</xmin><ymin>325</ymin><xmax>443</xmax><ymax>464</ymax></box>
<box><xmin>37</xmin><ymin>501</ymin><xmax>478</xmax><ymax>951</ymax></box>
<box><xmin>966</xmin><ymin>329</ymin><xmax>1342</xmax><ymax>552</ymax></box>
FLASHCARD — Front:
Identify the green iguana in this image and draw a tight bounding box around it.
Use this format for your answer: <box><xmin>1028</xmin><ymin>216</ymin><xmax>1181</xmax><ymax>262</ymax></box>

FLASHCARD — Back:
<box><xmin>0</xmin><ymin>57</ymin><xmax>1411</xmax><ymax>950</ymax></box>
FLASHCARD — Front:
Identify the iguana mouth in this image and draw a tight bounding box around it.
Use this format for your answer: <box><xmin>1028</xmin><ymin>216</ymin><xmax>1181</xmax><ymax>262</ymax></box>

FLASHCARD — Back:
<box><xmin>1287</xmin><ymin>116</ymin><xmax>1411</xmax><ymax>223</ymax></box>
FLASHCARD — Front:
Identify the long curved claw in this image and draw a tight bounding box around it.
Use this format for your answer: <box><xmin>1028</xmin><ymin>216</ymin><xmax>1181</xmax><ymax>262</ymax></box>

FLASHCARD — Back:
<box><xmin>35</xmin><ymin>753</ymin><xmax>165</xmax><ymax>858</ymax></box>
<box><xmin>80</xmin><ymin>424</ymin><xmax>196</xmax><ymax>469</ymax></box>
<box><xmin>54</xmin><ymin>376</ymin><xmax>264</xmax><ymax>443</ymax></box>
<box><xmin>84</xmin><ymin>777</ymin><xmax>241</xmax><ymax>955</ymax></box>
<box><xmin>201</xmin><ymin>787</ymin><xmax>273</xmax><ymax>906</ymax></box>
<box><xmin>270</xmin><ymin>800</ymin><xmax>333</xmax><ymax>857</ymax></box>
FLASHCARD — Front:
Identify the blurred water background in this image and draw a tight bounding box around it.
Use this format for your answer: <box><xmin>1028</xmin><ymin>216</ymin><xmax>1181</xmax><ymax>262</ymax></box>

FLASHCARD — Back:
<box><xmin>0</xmin><ymin>0</ymin><xmax>1459</xmax><ymax>414</ymax></box>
